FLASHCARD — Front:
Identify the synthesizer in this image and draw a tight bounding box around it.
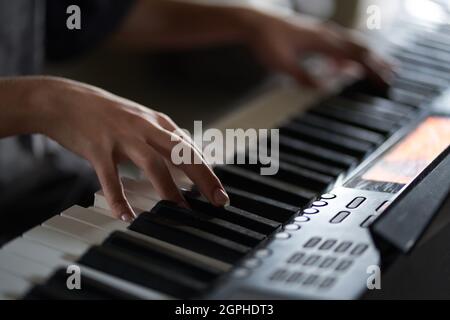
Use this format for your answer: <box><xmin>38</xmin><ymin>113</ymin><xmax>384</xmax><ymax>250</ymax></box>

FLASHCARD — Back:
<box><xmin>2</xmin><ymin>13</ymin><xmax>450</xmax><ymax>299</ymax></box>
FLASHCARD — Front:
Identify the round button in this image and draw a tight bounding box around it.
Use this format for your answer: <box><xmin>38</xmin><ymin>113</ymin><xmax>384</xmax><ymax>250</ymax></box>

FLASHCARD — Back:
<box><xmin>294</xmin><ymin>215</ymin><xmax>310</xmax><ymax>223</ymax></box>
<box><xmin>243</xmin><ymin>258</ymin><xmax>261</xmax><ymax>269</ymax></box>
<box><xmin>312</xmin><ymin>200</ymin><xmax>328</xmax><ymax>207</ymax></box>
<box><xmin>254</xmin><ymin>249</ymin><xmax>272</xmax><ymax>258</ymax></box>
<box><xmin>275</xmin><ymin>232</ymin><xmax>291</xmax><ymax>240</ymax></box>
<box><xmin>320</xmin><ymin>193</ymin><xmax>336</xmax><ymax>200</ymax></box>
<box><xmin>233</xmin><ymin>268</ymin><xmax>250</xmax><ymax>278</ymax></box>
<box><xmin>285</xmin><ymin>224</ymin><xmax>300</xmax><ymax>231</ymax></box>
<box><xmin>303</xmin><ymin>208</ymin><xmax>319</xmax><ymax>215</ymax></box>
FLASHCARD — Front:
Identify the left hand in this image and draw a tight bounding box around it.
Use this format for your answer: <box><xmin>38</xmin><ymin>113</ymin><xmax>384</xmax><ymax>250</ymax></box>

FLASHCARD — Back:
<box><xmin>242</xmin><ymin>9</ymin><xmax>394</xmax><ymax>89</ymax></box>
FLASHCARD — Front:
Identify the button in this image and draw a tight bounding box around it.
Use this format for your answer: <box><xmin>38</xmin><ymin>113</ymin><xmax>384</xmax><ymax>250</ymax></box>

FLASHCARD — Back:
<box><xmin>320</xmin><ymin>193</ymin><xmax>336</xmax><ymax>200</ymax></box>
<box><xmin>360</xmin><ymin>215</ymin><xmax>377</xmax><ymax>228</ymax></box>
<box><xmin>275</xmin><ymin>232</ymin><xmax>291</xmax><ymax>240</ymax></box>
<box><xmin>294</xmin><ymin>216</ymin><xmax>310</xmax><ymax>223</ymax></box>
<box><xmin>254</xmin><ymin>249</ymin><xmax>272</xmax><ymax>258</ymax></box>
<box><xmin>336</xmin><ymin>260</ymin><xmax>353</xmax><ymax>271</ymax></box>
<box><xmin>304</xmin><ymin>237</ymin><xmax>321</xmax><ymax>248</ymax></box>
<box><xmin>303</xmin><ymin>255</ymin><xmax>320</xmax><ymax>266</ymax></box>
<box><xmin>346</xmin><ymin>197</ymin><xmax>366</xmax><ymax>209</ymax></box>
<box><xmin>351</xmin><ymin>244</ymin><xmax>368</xmax><ymax>256</ymax></box>
<box><xmin>319</xmin><ymin>277</ymin><xmax>336</xmax><ymax>289</ymax></box>
<box><xmin>303</xmin><ymin>208</ymin><xmax>319</xmax><ymax>215</ymax></box>
<box><xmin>319</xmin><ymin>257</ymin><xmax>336</xmax><ymax>269</ymax></box>
<box><xmin>376</xmin><ymin>200</ymin><xmax>389</xmax><ymax>212</ymax></box>
<box><xmin>287</xmin><ymin>252</ymin><xmax>304</xmax><ymax>264</ymax></box>
<box><xmin>319</xmin><ymin>239</ymin><xmax>337</xmax><ymax>250</ymax></box>
<box><xmin>286</xmin><ymin>272</ymin><xmax>304</xmax><ymax>284</ymax></box>
<box><xmin>285</xmin><ymin>224</ymin><xmax>300</xmax><ymax>231</ymax></box>
<box><xmin>302</xmin><ymin>274</ymin><xmax>319</xmax><ymax>286</ymax></box>
<box><xmin>269</xmin><ymin>269</ymin><xmax>289</xmax><ymax>281</ymax></box>
<box><xmin>233</xmin><ymin>268</ymin><xmax>250</xmax><ymax>278</ymax></box>
<box><xmin>335</xmin><ymin>241</ymin><xmax>353</xmax><ymax>253</ymax></box>
<box><xmin>312</xmin><ymin>201</ymin><xmax>328</xmax><ymax>207</ymax></box>
<box><xmin>243</xmin><ymin>258</ymin><xmax>261</xmax><ymax>269</ymax></box>
<box><xmin>330</xmin><ymin>211</ymin><xmax>351</xmax><ymax>224</ymax></box>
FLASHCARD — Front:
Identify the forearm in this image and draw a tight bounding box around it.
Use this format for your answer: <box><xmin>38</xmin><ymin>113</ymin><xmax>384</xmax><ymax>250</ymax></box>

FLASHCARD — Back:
<box><xmin>110</xmin><ymin>0</ymin><xmax>277</xmax><ymax>50</ymax></box>
<box><xmin>0</xmin><ymin>77</ymin><xmax>49</xmax><ymax>138</ymax></box>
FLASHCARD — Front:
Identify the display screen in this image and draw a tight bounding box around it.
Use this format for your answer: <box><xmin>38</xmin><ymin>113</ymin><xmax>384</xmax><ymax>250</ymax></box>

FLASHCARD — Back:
<box><xmin>345</xmin><ymin>116</ymin><xmax>450</xmax><ymax>193</ymax></box>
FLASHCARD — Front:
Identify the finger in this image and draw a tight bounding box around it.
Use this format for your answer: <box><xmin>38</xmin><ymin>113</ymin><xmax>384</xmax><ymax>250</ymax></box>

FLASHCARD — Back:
<box><xmin>147</xmin><ymin>127</ymin><xmax>230</xmax><ymax>207</ymax></box>
<box><xmin>92</xmin><ymin>159</ymin><xmax>135</xmax><ymax>222</ymax></box>
<box><xmin>155</xmin><ymin>112</ymin><xmax>204</xmax><ymax>156</ymax></box>
<box><xmin>125</xmin><ymin>141</ymin><xmax>188</xmax><ymax>208</ymax></box>
<box><xmin>276</xmin><ymin>50</ymin><xmax>322</xmax><ymax>88</ymax></box>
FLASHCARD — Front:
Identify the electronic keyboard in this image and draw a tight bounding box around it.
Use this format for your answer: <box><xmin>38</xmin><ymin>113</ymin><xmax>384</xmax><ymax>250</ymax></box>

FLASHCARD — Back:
<box><xmin>2</xmin><ymin>14</ymin><xmax>450</xmax><ymax>300</ymax></box>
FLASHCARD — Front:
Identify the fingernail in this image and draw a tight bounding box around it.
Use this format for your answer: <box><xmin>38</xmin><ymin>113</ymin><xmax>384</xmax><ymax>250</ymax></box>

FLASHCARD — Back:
<box><xmin>120</xmin><ymin>213</ymin><xmax>134</xmax><ymax>222</ymax></box>
<box><xmin>214</xmin><ymin>188</ymin><xmax>230</xmax><ymax>207</ymax></box>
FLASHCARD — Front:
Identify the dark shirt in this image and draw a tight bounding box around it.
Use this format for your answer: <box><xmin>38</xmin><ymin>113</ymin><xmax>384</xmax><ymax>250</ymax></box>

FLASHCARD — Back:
<box><xmin>0</xmin><ymin>0</ymin><xmax>133</xmax><ymax>187</ymax></box>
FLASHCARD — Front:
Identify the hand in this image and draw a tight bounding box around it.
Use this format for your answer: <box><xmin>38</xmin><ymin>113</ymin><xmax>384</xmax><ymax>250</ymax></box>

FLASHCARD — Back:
<box><xmin>243</xmin><ymin>9</ymin><xmax>394</xmax><ymax>88</ymax></box>
<box><xmin>31</xmin><ymin>77</ymin><xmax>229</xmax><ymax>221</ymax></box>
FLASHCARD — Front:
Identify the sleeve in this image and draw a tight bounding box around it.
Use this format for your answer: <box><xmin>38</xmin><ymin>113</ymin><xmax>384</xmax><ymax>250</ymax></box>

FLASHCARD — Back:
<box><xmin>45</xmin><ymin>0</ymin><xmax>136</xmax><ymax>61</ymax></box>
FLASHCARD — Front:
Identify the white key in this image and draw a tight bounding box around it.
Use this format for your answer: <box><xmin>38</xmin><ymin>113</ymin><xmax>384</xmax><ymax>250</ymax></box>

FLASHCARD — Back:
<box><xmin>0</xmin><ymin>251</ymin><xmax>53</xmax><ymax>284</ymax></box>
<box><xmin>61</xmin><ymin>205</ymin><xmax>129</xmax><ymax>231</ymax></box>
<box><xmin>0</xmin><ymin>272</ymin><xmax>32</xmax><ymax>300</ymax></box>
<box><xmin>43</xmin><ymin>215</ymin><xmax>109</xmax><ymax>245</ymax></box>
<box><xmin>24</xmin><ymin>226</ymin><xmax>89</xmax><ymax>256</ymax></box>
<box><xmin>94</xmin><ymin>189</ymin><xmax>156</xmax><ymax>214</ymax></box>
<box><xmin>3</xmin><ymin>237</ymin><xmax>75</xmax><ymax>267</ymax></box>
<box><xmin>61</xmin><ymin>206</ymin><xmax>231</xmax><ymax>273</ymax></box>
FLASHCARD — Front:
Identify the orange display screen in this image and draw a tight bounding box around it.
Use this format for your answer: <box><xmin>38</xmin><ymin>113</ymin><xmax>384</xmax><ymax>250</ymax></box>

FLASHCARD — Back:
<box><xmin>346</xmin><ymin>116</ymin><xmax>450</xmax><ymax>193</ymax></box>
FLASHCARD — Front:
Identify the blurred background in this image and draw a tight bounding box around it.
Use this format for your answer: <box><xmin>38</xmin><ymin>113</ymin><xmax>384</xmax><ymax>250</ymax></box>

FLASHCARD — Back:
<box><xmin>44</xmin><ymin>0</ymin><xmax>448</xmax><ymax>131</ymax></box>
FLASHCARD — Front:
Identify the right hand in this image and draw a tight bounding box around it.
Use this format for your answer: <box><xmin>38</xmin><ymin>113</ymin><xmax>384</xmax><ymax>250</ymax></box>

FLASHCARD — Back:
<box><xmin>30</xmin><ymin>76</ymin><xmax>229</xmax><ymax>221</ymax></box>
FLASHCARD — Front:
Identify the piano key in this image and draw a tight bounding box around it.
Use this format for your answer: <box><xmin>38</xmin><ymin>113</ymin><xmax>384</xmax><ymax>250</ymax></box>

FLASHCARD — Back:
<box><xmin>42</xmin><ymin>215</ymin><xmax>109</xmax><ymax>245</ymax></box>
<box><xmin>95</xmin><ymin>188</ymin><xmax>158</xmax><ymax>214</ymax></box>
<box><xmin>296</xmin><ymin>113</ymin><xmax>385</xmax><ymax>145</ymax></box>
<box><xmin>279</xmin><ymin>135</ymin><xmax>357</xmax><ymax>169</ymax></box>
<box><xmin>278</xmin><ymin>152</ymin><xmax>343</xmax><ymax>178</ymax></box>
<box><xmin>342</xmin><ymin>93</ymin><xmax>419</xmax><ymax>117</ymax></box>
<box><xmin>150</xmin><ymin>201</ymin><xmax>266</xmax><ymax>247</ymax></box>
<box><xmin>0</xmin><ymin>251</ymin><xmax>52</xmax><ymax>284</ymax></box>
<box><xmin>224</xmin><ymin>186</ymin><xmax>299</xmax><ymax>222</ymax></box>
<box><xmin>237</xmin><ymin>160</ymin><xmax>332</xmax><ymax>193</ymax></box>
<box><xmin>130</xmin><ymin>214</ymin><xmax>249</xmax><ymax>263</ymax></box>
<box><xmin>79</xmin><ymin>245</ymin><xmax>207</xmax><ymax>298</ymax></box>
<box><xmin>61</xmin><ymin>205</ymin><xmax>129</xmax><ymax>231</ymax></box>
<box><xmin>63</xmin><ymin>206</ymin><xmax>231</xmax><ymax>273</ymax></box>
<box><xmin>391</xmin><ymin>77</ymin><xmax>441</xmax><ymax>96</ymax></box>
<box><xmin>3</xmin><ymin>238</ymin><xmax>169</xmax><ymax>300</ymax></box>
<box><xmin>313</xmin><ymin>104</ymin><xmax>397</xmax><ymax>134</ymax></box>
<box><xmin>0</xmin><ymin>272</ymin><xmax>32</xmax><ymax>300</ymax></box>
<box><xmin>393</xmin><ymin>51</ymin><xmax>450</xmax><ymax>73</ymax></box>
<box><xmin>23</xmin><ymin>226</ymin><xmax>90</xmax><ymax>256</ymax></box>
<box><xmin>327</xmin><ymin>96</ymin><xmax>413</xmax><ymax>121</ymax></box>
<box><xmin>183</xmin><ymin>193</ymin><xmax>281</xmax><ymax>234</ymax></box>
<box><xmin>281</xmin><ymin>122</ymin><xmax>373</xmax><ymax>158</ymax></box>
<box><xmin>2</xmin><ymin>237</ymin><xmax>74</xmax><ymax>266</ymax></box>
<box><xmin>215</xmin><ymin>165</ymin><xmax>315</xmax><ymax>206</ymax></box>
<box><xmin>103</xmin><ymin>231</ymin><xmax>222</xmax><ymax>282</ymax></box>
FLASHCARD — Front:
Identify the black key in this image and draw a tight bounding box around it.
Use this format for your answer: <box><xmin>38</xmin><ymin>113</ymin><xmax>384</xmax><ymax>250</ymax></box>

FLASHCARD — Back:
<box><xmin>388</xmin><ymin>87</ymin><xmax>427</xmax><ymax>107</ymax></box>
<box><xmin>279</xmin><ymin>151</ymin><xmax>343</xmax><ymax>177</ymax></box>
<box><xmin>150</xmin><ymin>201</ymin><xmax>266</xmax><ymax>247</ymax></box>
<box><xmin>279</xmin><ymin>135</ymin><xmax>357</xmax><ymax>169</ymax></box>
<box><xmin>236</xmin><ymin>159</ymin><xmax>333</xmax><ymax>193</ymax></box>
<box><xmin>130</xmin><ymin>214</ymin><xmax>249</xmax><ymax>263</ymax></box>
<box><xmin>297</xmin><ymin>113</ymin><xmax>385</xmax><ymax>145</ymax></box>
<box><xmin>224</xmin><ymin>186</ymin><xmax>299</xmax><ymax>222</ymax></box>
<box><xmin>79</xmin><ymin>245</ymin><xmax>207</xmax><ymax>298</ymax></box>
<box><xmin>343</xmin><ymin>93</ymin><xmax>419</xmax><ymax>118</ymax></box>
<box><xmin>103</xmin><ymin>231</ymin><xmax>222</xmax><ymax>282</ymax></box>
<box><xmin>281</xmin><ymin>122</ymin><xmax>373</xmax><ymax>158</ymax></box>
<box><xmin>329</xmin><ymin>96</ymin><xmax>412</xmax><ymax>121</ymax></box>
<box><xmin>392</xmin><ymin>78</ymin><xmax>440</xmax><ymax>97</ymax></box>
<box><xmin>393</xmin><ymin>51</ymin><xmax>450</xmax><ymax>73</ymax></box>
<box><xmin>214</xmin><ymin>165</ymin><xmax>314</xmax><ymax>206</ymax></box>
<box><xmin>183</xmin><ymin>193</ymin><xmax>280</xmax><ymax>234</ymax></box>
<box><xmin>314</xmin><ymin>104</ymin><xmax>397</xmax><ymax>134</ymax></box>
